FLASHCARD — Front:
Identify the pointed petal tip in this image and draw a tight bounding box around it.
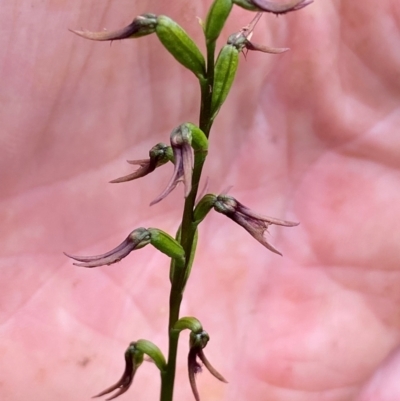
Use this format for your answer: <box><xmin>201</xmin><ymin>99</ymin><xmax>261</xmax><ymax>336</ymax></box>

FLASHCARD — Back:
<box><xmin>69</xmin><ymin>26</ymin><xmax>132</xmax><ymax>41</ymax></box>
<box><xmin>69</xmin><ymin>28</ymin><xmax>106</xmax><ymax>41</ymax></box>
<box><xmin>149</xmin><ymin>195</ymin><xmax>164</xmax><ymax>207</ymax></box>
<box><xmin>257</xmin><ymin>236</ymin><xmax>283</xmax><ymax>256</ymax></box>
<box><xmin>276</xmin><ymin>47</ymin><xmax>290</xmax><ymax>53</ymax></box>
<box><xmin>92</xmin><ymin>380</ymin><xmax>130</xmax><ymax>400</ymax></box>
<box><xmin>150</xmin><ymin>178</ymin><xmax>180</xmax><ymax>206</ymax></box>
<box><xmin>266</xmin><ymin>243</ymin><xmax>283</xmax><ymax>256</ymax></box>
<box><xmin>126</xmin><ymin>159</ymin><xmax>149</xmax><ymax>165</ymax></box>
<box><xmin>285</xmin><ymin>221</ymin><xmax>300</xmax><ymax>227</ymax></box>
<box><xmin>109</xmin><ymin>173</ymin><xmax>140</xmax><ymax>183</ymax></box>
<box><xmin>198</xmin><ymin>352</ymin><xmax>228</xmax><ymax>383</ymax></box>
<box><xmin>72</xmin><ymin>262</ymin><xmax>98</xmax><ymax>268</ymax></box>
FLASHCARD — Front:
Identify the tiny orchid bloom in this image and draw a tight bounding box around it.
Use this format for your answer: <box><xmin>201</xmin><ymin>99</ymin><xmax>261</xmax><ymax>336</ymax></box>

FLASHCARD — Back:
<box><xmin>64</xmin><ymin>228</ymin><xmax>151</xmax><ymax>268</ymax></box>
<box><xmin>233</xmin><ymin>0</ymin><xmax>312</xmax><ymax>14</ymax></box>
<box><xmin>93</xmin><ymin>343</ymin><xmax>144</xmax><ymax>401</ymax></box>
<box><xmin>110</xmin><ymin>143</ymin><xmax>171</xmax><ymax>183</ymax></box>
<box><xmin>214</xmin><ymin>195</ymin><xmax>299</xmax><ymax>256</ymax></box>
<box><xmin>150</xmin><ymin>125</ymin><xmax>194</xmax><ymax>206</ymax></box>
<box><xmin>228</xmin><ymin>13</ymin><xmax>289</xmax><ymax>55</ymax></box>
<box><xmin>188</xmin><ymin>331</ymin><xmax>227</xmax><ymax>401</ymax></box>
<box><xmin>69</xmin><ymin>13</ymin><xmax>158</xmax><ymax>41</ymax></box>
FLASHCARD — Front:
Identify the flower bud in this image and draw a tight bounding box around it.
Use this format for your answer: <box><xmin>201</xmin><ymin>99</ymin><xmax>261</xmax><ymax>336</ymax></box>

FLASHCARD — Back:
<box><xmin>211</xmin><ymin>44</ymin><xmax>239</xmax><ymax>119</ymax></box>
<box><xmin>193</xmin><ymin>194</ymin><xmax>217</xmax><ymax>225</ymax></box>
<box><xmin>204</xmin><ymin>0</ymin><xmax>233</xmax><ymax>44</ymax></box>
<box><xmin>148</xmin><ymin>228</ymin><xmax>185</xmax><ymax>265</ymax></box>
<box><xmin>156</xmin><ymin>16</ymin><xmax>206</xmax><ymax>79</ymax></box>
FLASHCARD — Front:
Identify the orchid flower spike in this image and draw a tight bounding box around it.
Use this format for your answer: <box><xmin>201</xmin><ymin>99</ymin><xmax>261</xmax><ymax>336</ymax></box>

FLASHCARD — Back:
<box><xmin>214</xmin><ymin>195</ymin><xmax>299</xmax><ymax>255</ymax></box>
<box><xmin>188</xmin><ymin>331</ymin><xmax>227</xmax><ymax>401</ymax></box>
<box><xmin>64</xmin><ymin>228</ymin><xmax>151</xmax><ymax>268</ymax></box>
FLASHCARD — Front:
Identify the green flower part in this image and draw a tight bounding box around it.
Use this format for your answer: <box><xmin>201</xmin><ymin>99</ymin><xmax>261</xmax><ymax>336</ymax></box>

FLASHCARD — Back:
<box><xmin>204</xmin><ymin>0</ymin><xmax>233</xmax><ymax>44</ymax></box>
<box><xmin>156</xmin><ymin>15</ymin><xmax>206</xmax><ymax>79</ymax></box>
<box><xmin>211</xmin><ymin>44</ymin><xmax>239</xmax><ymax>119</ymax></box>
<box><xmin>173</xmin><ymin>316</ymin><xmax>203</xmax><ymax>333</ymax></box>
<box><xmin>148</xmin><ymin>228</ymin><xmax>186</xmax><ymax>264</ymax></box>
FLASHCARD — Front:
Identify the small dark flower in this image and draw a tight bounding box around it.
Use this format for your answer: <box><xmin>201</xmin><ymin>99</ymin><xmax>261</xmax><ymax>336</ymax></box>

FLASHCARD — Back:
<box><xmin>228</xmin><ymin>13</ymin><xmax>289</xmax><ymax>55</ymax></box>
<box><xmin>64</xmin><ymin>228</ymin><xmax>151</xmax><ymax>268</ymax></box>
<box><xmin>150</xmin><ymin>125</ymin><xmax>194</xmax><ymax>206</ymax></box>
<box><xmin>93</xmin><ymin>343</ymin><xmax>143</xmax><ymax>401</ymax></box>
<box><xmin>110</xmin><ymin>159</ymin><xmax>153</xmax><ymax>183</ymax></box>
<box><xmin>188</xmin><ymin>331</ymin><xmax>227</xmax><ymax>401</ymax></box>
<box><xmin>214</xmin><ymin>195</ymin><xmax>299</xmax><ymax>256</ymax></box>
<box><xmin>69</xmin><ymin>13</ymin><xmax>158</xmax><ymax>41</ymax></box>
<box><xmin>110</xmin><ymin>143</ymin><xmax>171</xmax><ymax>183</ymax></box>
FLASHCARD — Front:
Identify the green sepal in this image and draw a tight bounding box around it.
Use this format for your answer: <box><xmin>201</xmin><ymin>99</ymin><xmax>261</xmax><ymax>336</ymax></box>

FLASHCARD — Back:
<box><xmin>189</xmin><ymin>330</ymin><xmax>210</xmax><ymax>348</ymax></box>
<box><xmin>149</xmin><ymin>143</ymin><xmax>173</xmax><ymax>166</ymax></box>
<box><xmin>193</xmin><ymin>194</ymin><xmax>217</xmax><ymax>226</ymax></box>
<box><xmin>163</xmin><ymin>145</ymin><xmax>174</xmax><ymax>163</ymax></box>
<box><xmin>211</xmin><ymin>44</ymin><xmax>239</xmax><ymax>119</ymax></box>
<box><xmin>135</xmin><ymin>340</ymin><xmax>167</xmax><ymax>372</ymax></box>
<box><xmin>173</xmin><ymin>316</ymin><xmax>203</xmax><ymax>334</ymax></box>
<box><xmin>126</xmin><ymin>13</ymin><xmax>158</xmax><ymax>38</ymax></box>
<box><xmin>148</xmin><ymin>228</ymin><xmax>185</xmax><ymax>265</ymax></box>
<box><xmin>156</xmin><ymin>16</ymin><xmax>206</xmax><ymax>79</ymax></box>
<box><xmin>205</xmin><ymin>0</ymin><xmax>233</xmax><ymax>44</ymax></box>
<box><xmin>184</xmin><ymin>123</ymin><xmax>208</xmax><ymax>151</ymax></box>
<box><xmin>126</xmin><ymin>342</ymin><xmax>145</xmax><ymax>367</ymax></box>
<box><xmin>227</xmin><ymin>32</ymin><xmax>248</xmax><ymax>53</ymax></box>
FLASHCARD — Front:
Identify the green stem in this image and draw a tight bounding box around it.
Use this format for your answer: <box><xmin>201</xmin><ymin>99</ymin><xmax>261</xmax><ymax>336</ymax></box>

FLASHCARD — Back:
<box><xmin>159</xmin><ymin>39</ymin><xmax>217</xmax><ymax>401</ymax></box>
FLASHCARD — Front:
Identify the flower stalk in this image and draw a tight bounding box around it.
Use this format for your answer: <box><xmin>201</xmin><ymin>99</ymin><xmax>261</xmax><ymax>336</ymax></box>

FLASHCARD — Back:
<box><xmin>67</xmin><ymin>1</ymin><xmax>311</xmax><ymax>400</ymax></box>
